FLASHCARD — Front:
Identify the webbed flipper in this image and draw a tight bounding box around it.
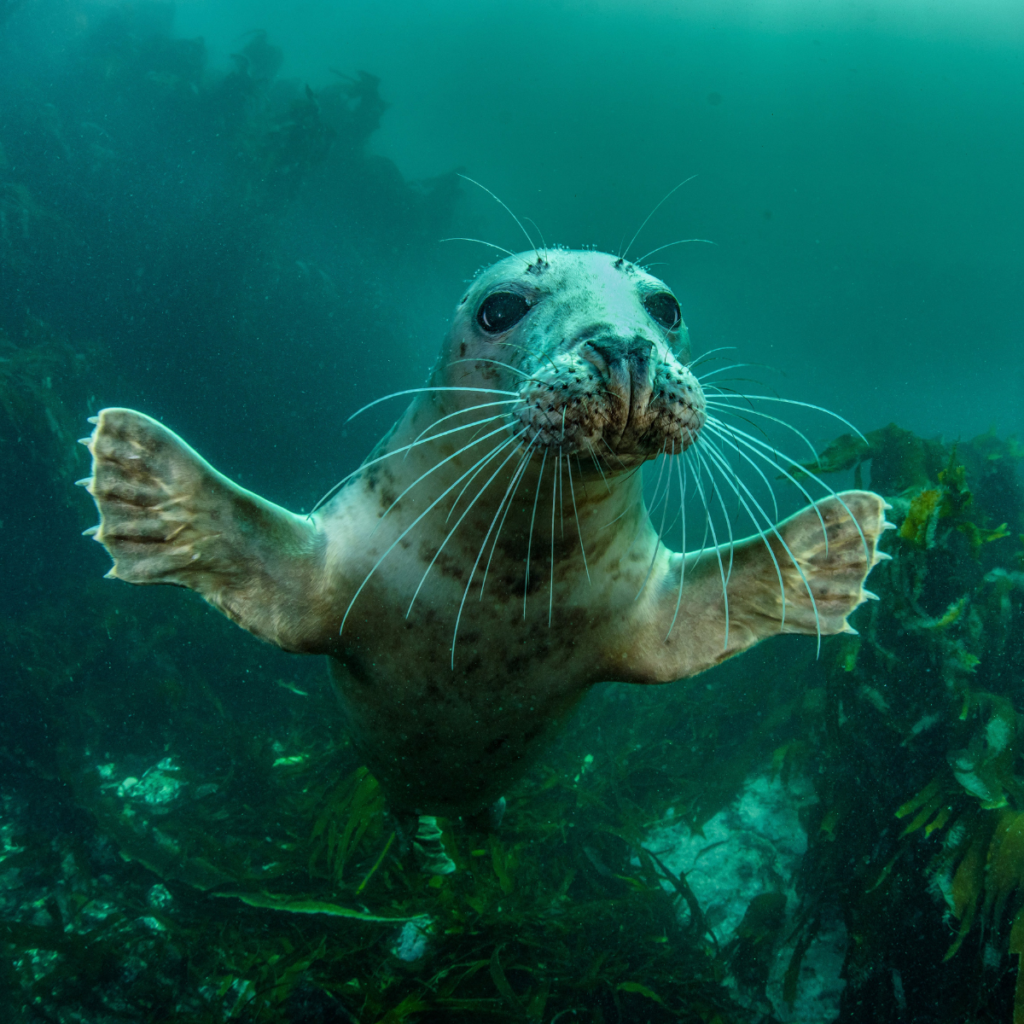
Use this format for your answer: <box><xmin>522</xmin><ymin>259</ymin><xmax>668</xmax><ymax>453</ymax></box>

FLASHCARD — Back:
<box><xmin>628</xmin><ymin>490</ymin><xmax>889</xmax><ymax>682</ymax></box>
<box><xmin>81</xmin><ymin>408</ymin><xmax>337</xmax><ymax>654</ymax></box>
<box><xmin>766</xmin><ymin>489</ymin><xmax>889</xmax><ymax>638</ymax></box>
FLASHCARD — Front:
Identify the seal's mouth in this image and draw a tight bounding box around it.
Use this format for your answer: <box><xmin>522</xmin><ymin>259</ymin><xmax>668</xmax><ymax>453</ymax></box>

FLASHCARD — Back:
<box><xmin>513</xmin><ymin>335</ymin><xmax>705</xmax><ymax>463</ymax></box>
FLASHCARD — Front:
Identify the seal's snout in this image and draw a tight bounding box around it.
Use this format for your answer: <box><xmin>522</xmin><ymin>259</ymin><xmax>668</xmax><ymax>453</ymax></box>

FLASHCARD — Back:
<box><xmin>514</xmin><ymin>327</ymin><xmax>705</xmax><ymax>464</ymax></box>
<box><xmin>582</xmin><ymin>336</ymin><xmax>656</xmax><ymax>428</ymax></box>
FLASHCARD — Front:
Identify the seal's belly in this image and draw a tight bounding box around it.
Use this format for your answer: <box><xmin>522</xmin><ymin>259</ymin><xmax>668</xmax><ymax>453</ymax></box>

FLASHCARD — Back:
<box><xmin>327</xmin><ymin>648</ymin><xmax>590</xmax><ymax>817</ymax></box>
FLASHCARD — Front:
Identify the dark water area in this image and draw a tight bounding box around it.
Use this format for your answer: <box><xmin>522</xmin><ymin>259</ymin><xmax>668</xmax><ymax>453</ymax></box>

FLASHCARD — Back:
<box><xmin>2</xmin><ymin>1</ymin><xmax>1024</xmax><ymax>1022</ymax></box>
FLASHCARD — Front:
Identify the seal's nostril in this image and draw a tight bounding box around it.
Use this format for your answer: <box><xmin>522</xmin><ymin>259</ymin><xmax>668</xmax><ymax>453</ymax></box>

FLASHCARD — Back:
<box><xmin>583</xmin><ymin>338</ymin><xmax>654</xmax><ymax>376</ymax></box>
<box><xmin>581</xmin><ymin>341</ymin><xmax>611</xmax><ymax>375</ymax></box>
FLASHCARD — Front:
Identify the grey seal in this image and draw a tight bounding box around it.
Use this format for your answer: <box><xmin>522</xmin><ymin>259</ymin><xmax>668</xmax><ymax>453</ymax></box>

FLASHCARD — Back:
<box><xmin>80</xmin><ymin>249</ymin><xmax>888</xmax><ymax>821</ymax></box>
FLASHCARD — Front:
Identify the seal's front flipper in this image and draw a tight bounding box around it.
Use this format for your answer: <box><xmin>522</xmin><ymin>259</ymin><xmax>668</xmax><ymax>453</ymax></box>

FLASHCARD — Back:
<box><xmin>628</xmin><ymin>490</ymin><xmax>889</xmax><ymax>683</ymax></box>
<box><xmin>765</xmin><ymin>490</ymin><xmax>889</xmax><ymax>638</ymax></box>
<box><xmin>82</xmin><ymin>408</ymin><xmax>336</xmax><ymax>654</ymax></box>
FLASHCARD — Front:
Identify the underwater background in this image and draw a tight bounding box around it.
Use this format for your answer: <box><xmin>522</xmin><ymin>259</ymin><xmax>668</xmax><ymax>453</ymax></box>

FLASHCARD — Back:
<box><xmin>1</xmin><ymin>0</ymin><xmax>1023</xmax><ymax>1021</ymax></box>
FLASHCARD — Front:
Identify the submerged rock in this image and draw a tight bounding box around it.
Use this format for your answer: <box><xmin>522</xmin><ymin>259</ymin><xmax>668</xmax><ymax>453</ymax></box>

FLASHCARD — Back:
<box><xmin>642</xmin><ymin>768</ymin><xmax>847</xmax><ymax>1023</ymax></box>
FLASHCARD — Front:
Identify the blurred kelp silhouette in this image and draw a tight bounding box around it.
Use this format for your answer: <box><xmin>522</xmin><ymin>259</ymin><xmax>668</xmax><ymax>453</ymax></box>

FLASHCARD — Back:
<box><xmin>0</xmin><ymin>0</ymin><xmax>458</xmax><ymax>498</ymax></box>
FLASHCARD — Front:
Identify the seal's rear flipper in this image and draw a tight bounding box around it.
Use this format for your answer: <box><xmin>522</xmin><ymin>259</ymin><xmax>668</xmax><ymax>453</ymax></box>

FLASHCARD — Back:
<box><xmin>631</xmin><ymin>490</ymin><xmax>889</xmax><ymax>682</ymax></box>
<box><xmin>81</xmin><ymin>408</ymin><xmax>334</xmax><ymax>654</ymax></box>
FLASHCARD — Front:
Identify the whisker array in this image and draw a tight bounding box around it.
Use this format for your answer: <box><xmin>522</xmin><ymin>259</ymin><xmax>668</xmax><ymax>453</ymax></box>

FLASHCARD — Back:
<box><xmin>346</xmin><ymin>385</ymin><xmax>519</xmax><ymax>423</ymax></box>
<box><xmin>310</xmin><ymin>404</ymin><xmax>521</xmax><ymax>514</ymax></box>
<box><xmin>689</xmin><ymin>445</ymin><xmax>731</xmax><ymax>646</ymax></box>
<box><xmin>375</xmin><ymin>421</ymin><xmax>513</xmax><ymax>534</ymax></box>
<box><xmin>524</xmin><ymin>447</ymin><xmax>548</xmax><ymax>619</ymax></box>
<box><xmin>549</xmin><ymin>449</ymin><xmax>558</xmax><ymax>626</ymax></box>
<box><xmin>480</xmin><ymin>436</ymin><xmax>539</xmax><ymax>601</ymax></box>
<box><xmin>635</xmin><ymin>443</ymin><xmax>672</xmax><ymax>600</ymax></box>
<box><xmin>339</xmin><ymin>425</ymin><xmax>526</xmax><ymax>635</ymax></box>
<box><xmin>567</xmin><ymin>453</ymin><xmax>591</xmax><ymax>583</ymax></box>
<box><xmin>456</xmin><ymin>174</ymin><xmax>540</xmax><ymax>259</ymax></box>
<box><xmin>331</xmin><ymin>369</ymin><xmax>868</xmax><ymax>666</ymax></box>
<box><xmin>406</xmin><ymin>399</ymin><xmax>524</xmax><ymax>456</ymax></box>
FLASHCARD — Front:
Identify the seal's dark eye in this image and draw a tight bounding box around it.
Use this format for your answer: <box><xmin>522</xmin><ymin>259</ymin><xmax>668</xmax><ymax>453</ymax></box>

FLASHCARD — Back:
<box><xmin>477</xmin><ymin>292</ymin><xmax>530</xmax><ymax>334</ymax></box>
<box><xmin>643</xmin><ymin>292</ymin><xmax>682</xmax><ymax>331</ymax></box>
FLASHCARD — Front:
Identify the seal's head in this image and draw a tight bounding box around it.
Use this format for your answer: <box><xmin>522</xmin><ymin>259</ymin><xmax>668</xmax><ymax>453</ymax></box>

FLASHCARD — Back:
<box><xmin>443</xmin><ymin>249</ymin><xmax>706</xmax><ymax>467</ymax></box>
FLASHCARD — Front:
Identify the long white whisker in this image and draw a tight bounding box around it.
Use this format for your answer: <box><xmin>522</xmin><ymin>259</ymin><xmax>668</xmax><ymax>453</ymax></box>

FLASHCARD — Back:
<box><xmin>707</xmin><ymin>395</ymin><xmax>868</xmax><ymax>444</ymax></box>
<box><xmin>373</xmin><ymin>422</ymin><xmax>511</xmax><ymax>535</ymax></box>
<box><xmin>480</xmin><ymin>440</ymin><xmax>537</xmax><ymax>600</ymax></box>
<box><xmin>446</xmin><ymin>429</ymin><xmax>512</xmax><ymax>522</ymax></box>
<box><xmin>621</xmin><ymin>447</ymin><xmax>666</xmax><ymax>559</ymax></box>
<box><xmin>700</xmin><ymin>423</ymin><xmax>780</xmax><ymax>521</ymax></box>
<box><xmin>704</xmin><ymin>401</ymin><xmax>820</xmax><ymax>462</ymax></box>
<box><xmin>635</xmin><ymin>238</ymin><xmax>716</xmax><ymax>265</ymax></box>
<box><xmin>622</xmin><ymin>175</ymin><xmax>698</xmax><ymax>261</ymax></box>
<box><xmin>558</xmin><ymin>449</ymin><xmax>565</xmax><ymax>539</ymax></box>
<box><xmin>706</xmin><ymin>437</ymin><xmax>739</xmax><ymax>584</ymax></box>
<box><xmin>311</xmin><ymin>413</ymin><xmax>514</xmax><ymax>515</ymax></box>
<box><xmin>666</xmin><ymin>453</ymin><xmax>689</xmax><ymax>639</ymax></box>
<box><xmin>450</xmin><ymin>357</ymin><xmax>545</xmax><ymax>384</ymax></box>
<box><xmin>600</xmin><ymin>437</ymin><xmax>628</xmax><ymax>470</ymax></box>
<box><xmin>635</xmin><ymin>444</ymin><xmax>672</xmax><ymax>600</ymax></box>
<box><xmin>585</xmin><ymin>440</ymin><xmax>612</xmax><ymax>494</ymax></box>
<box><xmin>575</xmin><ymin>454</ymin><xmax>590</xmax><ymax>501</ymax></box>
<box><xmin>549</xmin><ymin>450</ymin><xmax>558</xmax><ymax>627</ymax></box>
<box><xmin>648</xmin><ymin>446</ymin><xmax>672</xmax><ymax>512</ymax></box>
<box><xmin>407</xmin><ymin>431</ymin><xmax>528</xmax><ymax>618</ymax></box>
<box><xmin>406</xmin><ymin>400</ymin><xmax>522</xmax><ymax>457</ymax></box>
<box><xmin>524</xmin><ymin>447</ymin><xmax>548</xmax><ymax>618</ymax></box>
<box><xmin>446</xmin><ymin>438</ymin><xmax>535</xmax><ymax>667</ymax></box>
<box><xmin>689</xmin><ymin>450</ymin><xmax>715</xmax><ymax>578</ymax></box>
<box><xmin>696</xmin><ymin>363</ymin><xmax>759</xmax><ymax>381</ymax></box>
<box><xmin>706</xmin><ymin>418</ymin><xmax>830</xmax><ymax>555</ymax></box>
<box><xmin>457</xmin><ymin>174</ymin><xmax>539</xmax><ymax>258</ymax></box>
<box><xmin>691</xmin><ymin>448</ymin><xmax>731</xmax><ymax>648</ymax></box>
<box><xmin>599</xmin><ymin>496</ymin><xmax>640</xmax><ymax>533</ymax></box>
<box><xmin>692</xmin><ymin>439</ymin><xmax>736</xmax><ymax>588</ymax></box>
<box><xmin>440</xmin><ymin>237</ymin><xmax>529</xmax><ymax>266</ymax></box>
<box><xmin>711</xmin><ymin>419</ymin><xmax>871</xmax><ymax>566</ymax></box>
<box><xmin>339</xmin><ymin>428</ymin><xmax>525</xmax><ymax>635</ymax></box>
<box><xmin>697</xmin><ymin>440</ymin><xmax>793</xmax><ymax>636</ymax></box>
<box><xmin>567</xmin><ymin>454</ymin><xmax>590</xmax><ymax>583</ymax></box>
<box><xmin>523</xmin><ymin>216</ymin><xmax>548</xmax><ymax>251</ymax></box>
<box><xmin>699</xmin><ymin>438</ymin><xmax>825</xmax><ymax>651</ymax></box>
<box><xmin>687</xmin><ymin>345</ymin><xmax>738</xmax><ymax>371</ymax></box>
<box><xmin>347</xmin><ymin>386</ymin><xmax>518</xmax><ymax>423</ymax></box>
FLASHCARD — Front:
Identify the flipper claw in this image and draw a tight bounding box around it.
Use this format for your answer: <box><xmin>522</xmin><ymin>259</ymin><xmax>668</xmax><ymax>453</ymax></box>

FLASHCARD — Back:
<box><xmin>82</xmin><ymin>525</ymin><xmax>99</xmax><ymax>537</ymax></box>
<box><xmin>78</xmin><ymin>437</ymin><xmax>92</xmax><ymax>447</ymax></box>
<box><xmin>74</xmin><ymin>477</ymin><xmax>92</xmax><ymax>488</ymax></box>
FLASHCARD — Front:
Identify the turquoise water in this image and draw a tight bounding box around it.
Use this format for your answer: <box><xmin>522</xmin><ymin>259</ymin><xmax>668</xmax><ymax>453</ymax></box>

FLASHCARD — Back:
<box><xmin>1</xmin><ymin>2</ymin><xmax>1023</xmax><ymax>1021</ymax></box>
